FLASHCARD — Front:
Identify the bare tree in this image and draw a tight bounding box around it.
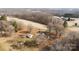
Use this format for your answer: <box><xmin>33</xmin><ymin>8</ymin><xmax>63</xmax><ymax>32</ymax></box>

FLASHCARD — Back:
<box><xmin>47</xmin><ymin>16</ymin><xmax>64</xmax><ymax>38</ymax></box>
<box><xmin>27</xmin><ymin>24</ymin><xmax>33</xmax><ymax>33</ymax></box>
<box><xmin>14</xmin><ymin>12</ymin><xmax>52</xmax><ymax>25</ymax></box>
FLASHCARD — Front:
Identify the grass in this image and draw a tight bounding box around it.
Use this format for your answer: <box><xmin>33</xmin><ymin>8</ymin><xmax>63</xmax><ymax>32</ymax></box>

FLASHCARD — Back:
<box><xmin>16</xmin><ymin>38</ymin><xmax>33</xmax><ymax>43</ymax></box>
<box><xmin>10</xmin><ymin>38</ymin><xmax>37</xmax><ymax>50</ymax></box>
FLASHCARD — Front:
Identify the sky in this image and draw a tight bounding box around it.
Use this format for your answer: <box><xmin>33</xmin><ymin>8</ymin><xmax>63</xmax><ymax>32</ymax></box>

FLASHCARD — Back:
<box><xmin>0</xmin><ymin>0</ymin><xmax>79</xmax><ymax>8</ymax></box>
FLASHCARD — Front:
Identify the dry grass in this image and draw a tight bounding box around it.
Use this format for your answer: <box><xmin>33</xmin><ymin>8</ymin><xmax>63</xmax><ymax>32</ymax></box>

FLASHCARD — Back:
<box><xmin>7</xmin><ymin>17</ymin><xmax>47</xmax><ymax>30</ymax></box>
<box><xmin>0</xmin><ymin>39</ymin><xmax>11</xmax><ymax>51</ymax></box>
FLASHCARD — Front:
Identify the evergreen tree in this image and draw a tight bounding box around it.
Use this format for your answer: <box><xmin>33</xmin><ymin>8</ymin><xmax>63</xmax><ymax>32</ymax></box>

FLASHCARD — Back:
<box><xmin>63</xmin><ymin>20</ymin><xmax>68</xmax><ymax>28</ymax></box>
<box><xmin>68</xmin><ymin>18</ymin><xmax>71</xmax><ymax>21</ymax></box>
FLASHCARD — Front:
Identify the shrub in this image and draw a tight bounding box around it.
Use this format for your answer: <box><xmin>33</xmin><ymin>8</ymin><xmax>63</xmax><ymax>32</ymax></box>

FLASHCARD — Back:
<box><xmin>12</xmin><ymin>21</ymin><xmax>18</xmax><ymax>32</ymax></box>
<box><xmin>0</xmin><ymin>20</ymin><xmax>14</xmax><ymax>37</ymax></box>
<box><xmin>0</xmin><ymin>15</ymin><xmax>7</xmax><ymax>20</ymax></box>
<box><xmin>75</xmin><ymin>23</ymin><xmax>77</xmax><ymax>26</ymax></box>
<box><xmin>49</xmin><ymin>32</ymin><xmax>79</xmax><ymax>51</ymax></box>
<box><xmin>24</xmin><ymin>39</ymin><xmax>37</xmax><ymax>47</ymax></box>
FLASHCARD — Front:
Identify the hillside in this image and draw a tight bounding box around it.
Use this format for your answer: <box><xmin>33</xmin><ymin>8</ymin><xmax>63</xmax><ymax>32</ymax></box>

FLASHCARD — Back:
<box><xmin>0</xmin><ymin>15</ymin><xmax>79</xmax><ymax>51</ymax></box>
<box><xmin>7</xmin><ymin>16</ymin><xmax>47</xmax><ymax>31</ymax></box>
